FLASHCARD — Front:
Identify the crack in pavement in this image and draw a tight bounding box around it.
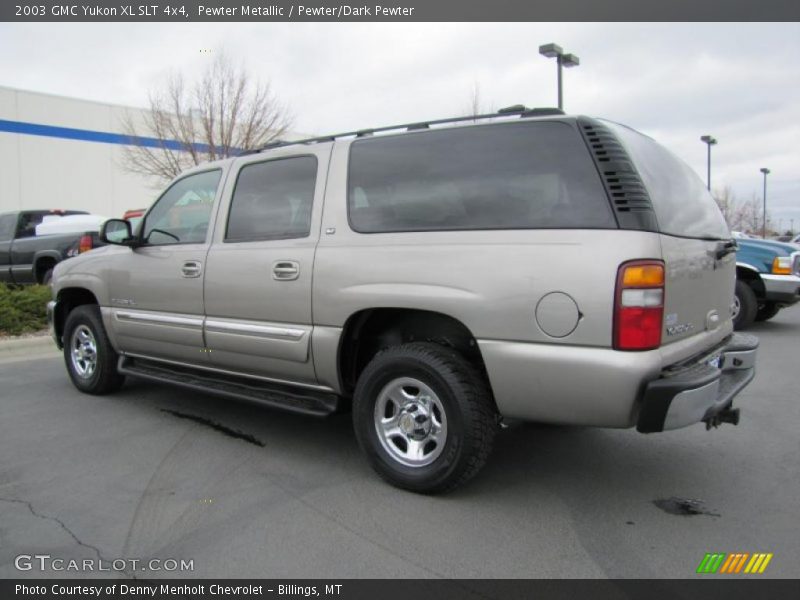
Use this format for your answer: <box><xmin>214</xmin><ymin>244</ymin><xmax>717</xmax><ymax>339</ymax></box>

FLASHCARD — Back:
<box><xmin>0</xmin><ymin>496</ymin><xmax>136</xmax><ymax>579</ymax></box>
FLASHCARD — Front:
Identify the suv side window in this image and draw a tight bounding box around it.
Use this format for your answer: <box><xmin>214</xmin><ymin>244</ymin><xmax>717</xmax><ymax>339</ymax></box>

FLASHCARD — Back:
<box><xmin>347</xmin><ymin>121</ymin><xmax>615</xmax><ymax>233</ymax></box>
<box><xmin>0</xmin><ymin>214</ymin><xmax>16</xmax><ymax>241</ymax></box>
<box><xmin>225</xmin><ymin>156</ymin><xmax>317</xmax><ymax>242</ymax></box>
<box><xmin>142</xmin><ymin>170</ymin><xmax>222</xmax><ymax>245</ymax></box>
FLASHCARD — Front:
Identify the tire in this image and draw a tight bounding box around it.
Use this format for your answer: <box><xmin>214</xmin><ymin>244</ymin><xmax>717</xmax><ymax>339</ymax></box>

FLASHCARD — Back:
<box><xmin>42</xmin><ymin>268</ymin><xmax>54</xmax><ymax>286</ymax></box>
<box><xmin>755</xmin><ymin>301</ymin><xmax>781</xmax><ymax>322</ymax></box>
<box><xmin>352</xmin><ymin>342</ymin><xmax>497</xmax><ymax>494</ymax></box>
<box><xmin>732</xmin><ymin>280</ymin><xmax>758</xmax><ymax>330</ymax></box>
<box><xmin>63</xmin><ymin>305</ymin><xmax>125</xmax><ymax>394</ymax></box>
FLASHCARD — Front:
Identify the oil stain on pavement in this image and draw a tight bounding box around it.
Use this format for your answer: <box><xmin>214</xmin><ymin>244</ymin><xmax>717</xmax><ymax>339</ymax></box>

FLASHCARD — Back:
<box><xmin>653</xmin><ymin>497</ymin><xmax>720</xmax><ymax>517</ymax></box>
<box><xmin>161</xmin><ymin>409</ymin><xmax>265</xmax><ymax>447</ymax></box>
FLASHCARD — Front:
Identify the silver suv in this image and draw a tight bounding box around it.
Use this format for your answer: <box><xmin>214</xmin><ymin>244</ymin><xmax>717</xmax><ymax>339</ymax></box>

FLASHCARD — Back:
<box><xmin>48</xmin><ymin>108</ymin><xmax>758</xmax><ymax>493</ymax></box>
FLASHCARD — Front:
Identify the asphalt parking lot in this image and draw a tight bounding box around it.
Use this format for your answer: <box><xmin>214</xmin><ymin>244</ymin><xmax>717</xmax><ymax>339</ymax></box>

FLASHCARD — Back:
<box><xmin>1</xmin><ymin>309</ymin><xmax>798</xmax><ymax>580</ymax></box>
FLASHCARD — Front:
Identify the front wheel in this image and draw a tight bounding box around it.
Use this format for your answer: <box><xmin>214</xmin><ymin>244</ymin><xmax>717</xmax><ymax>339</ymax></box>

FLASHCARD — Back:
<box><xmin>732</xmin><ymin>280</ymin><xmax>758</xmax><ymax>330</ymax></box>
<box><xmin>352</xmin><ymin>342</ymin><xmax>497</xmax><ymax>494</ymax></box>
<box><xmin>755</xmin><ymin>301</ymin><xmax>781</xmax><ymax>322</ymax></box>
<box><xmin>63</xmin><ymin>305</ymin><xmax>125</xmax><ymax>394</ymax></box>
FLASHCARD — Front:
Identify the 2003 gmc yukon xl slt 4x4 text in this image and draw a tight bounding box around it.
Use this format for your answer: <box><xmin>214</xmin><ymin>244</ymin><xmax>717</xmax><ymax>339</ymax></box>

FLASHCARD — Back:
<box><xmin>48</xmin><ymin>108</ymin><xmax>759</xmax><ymax>493</ymax></box>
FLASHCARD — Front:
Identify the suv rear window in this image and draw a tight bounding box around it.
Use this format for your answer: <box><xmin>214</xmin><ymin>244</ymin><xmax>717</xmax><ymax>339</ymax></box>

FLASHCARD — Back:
<box><xmin>602</xmin><ymin>121</ymin><xmax>730</xmax><ymax>240</ymax></box>
<box><xmin>347</xmin><ymin>121</ymin><xmax>615</xmax><ymax>233</ymax></box>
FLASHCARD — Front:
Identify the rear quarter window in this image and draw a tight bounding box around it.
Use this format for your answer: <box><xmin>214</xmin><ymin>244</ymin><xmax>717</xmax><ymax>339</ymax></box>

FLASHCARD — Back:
<box><xmin>347</xmin><ymin>121</ymin><xmax>616</xmax><ymax>233</ymax></box>
<box><xmin>602</xmin><ymin>121</ymin><xmax>730</xmax><ymax>240</ymax></box>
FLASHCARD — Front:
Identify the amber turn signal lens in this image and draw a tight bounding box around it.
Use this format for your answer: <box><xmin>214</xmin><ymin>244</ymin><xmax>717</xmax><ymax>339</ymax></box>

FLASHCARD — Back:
<box><xmin>622</xmin><ymin>264</ymin><xmax>665</xmax><ymax>287</ymax></box>
<box><xmin>772</xmin><ymin>257</ymin><xmax>792</xmax><ymax>275</ymax></box>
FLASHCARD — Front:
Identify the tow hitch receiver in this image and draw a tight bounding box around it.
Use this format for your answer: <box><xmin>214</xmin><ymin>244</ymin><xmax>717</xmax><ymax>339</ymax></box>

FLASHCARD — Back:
<box><xmin>705</xmin><ymin>407</ymin><xmax>740</xmax><ymax>430</ymax></box>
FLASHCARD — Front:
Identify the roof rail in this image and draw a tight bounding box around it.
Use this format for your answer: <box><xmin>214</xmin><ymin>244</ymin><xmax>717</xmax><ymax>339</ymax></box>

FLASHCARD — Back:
<box><xmin>241</xmin><ymin>106</ymin><xmax>565</xmax><ymax>155</ymax></box>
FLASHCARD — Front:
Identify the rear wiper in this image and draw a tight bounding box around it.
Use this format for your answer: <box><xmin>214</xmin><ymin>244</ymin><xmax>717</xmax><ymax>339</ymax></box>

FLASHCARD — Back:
<box><xmin>714</xmin><ymin>239</ymin><xmax>738</xmax><ymax>260</ymax></box>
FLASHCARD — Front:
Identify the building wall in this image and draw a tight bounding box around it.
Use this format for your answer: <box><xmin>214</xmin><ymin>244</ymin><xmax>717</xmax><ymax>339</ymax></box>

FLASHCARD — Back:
<box><xmin>1</xmin><ymin>86</ymin><xmax>182</xmax><ymax>218</ymax></box>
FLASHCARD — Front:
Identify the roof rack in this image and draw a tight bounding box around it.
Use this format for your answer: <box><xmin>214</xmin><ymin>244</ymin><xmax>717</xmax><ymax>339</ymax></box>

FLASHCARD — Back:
<box><xmin>242</xmin><ymin>106</ymin><xmax>565</xmax><ymax>155</ymax></box>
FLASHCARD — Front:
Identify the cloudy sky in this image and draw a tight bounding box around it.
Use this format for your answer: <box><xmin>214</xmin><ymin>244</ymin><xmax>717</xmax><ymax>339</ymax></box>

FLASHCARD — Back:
<box><xmin>2</xmin><ymin>22</ymin><xmax>799</xmax><ymax>228</ymax></box>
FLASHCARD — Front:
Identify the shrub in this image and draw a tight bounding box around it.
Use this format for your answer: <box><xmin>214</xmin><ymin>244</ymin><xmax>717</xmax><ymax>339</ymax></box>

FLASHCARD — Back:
<box><xmin>0</xmin><ymin>284</ymin><xmax>52</xmax><ymax>336</ymax></box>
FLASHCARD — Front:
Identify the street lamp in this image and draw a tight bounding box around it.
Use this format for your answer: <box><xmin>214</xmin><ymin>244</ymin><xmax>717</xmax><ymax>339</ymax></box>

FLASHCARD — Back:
<box><xmin>760</xmin><ymin>167</ymin><xmax>770</xmax><ymax>239</ymax></box>
<box><xmin>700</xmin><ymin>135</ymin><xmax>717</xmax><ymax>191</ymax></box>
<box><xmin>539</xmin><ymin>43</ymin><xmax>580</xmax><ymax>110</ymax></box>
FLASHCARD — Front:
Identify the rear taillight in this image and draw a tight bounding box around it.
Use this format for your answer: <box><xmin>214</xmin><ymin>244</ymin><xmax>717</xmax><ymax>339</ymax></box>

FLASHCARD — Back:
<box><xmin>614</xmin><ymin>260</ymin><xmax>665</xmax><ymax>351</ymax></box>
<box><xmin>78</xmin><ymin>234</ymin><xmax>93</xmax><ymax>254</ymax></box>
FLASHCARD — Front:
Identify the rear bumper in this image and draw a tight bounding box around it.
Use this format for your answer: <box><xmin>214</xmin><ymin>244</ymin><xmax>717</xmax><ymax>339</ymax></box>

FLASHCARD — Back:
<box><xmin>478</xmin><ymin>326</ymin><xmax>734</xmax><ymax>428</ymax></box>
<box><xmin>636</xmin><ymin>333</ymin><xmax>758</xmax><ymax>433</ymax></box>
<box><xmin>761</xmin><ymin>274</ymin><xmax>800</xmax><ymax>305</ymax></box>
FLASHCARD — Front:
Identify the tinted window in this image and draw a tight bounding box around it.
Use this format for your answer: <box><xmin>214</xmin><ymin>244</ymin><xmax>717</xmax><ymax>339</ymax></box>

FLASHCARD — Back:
<box><xmin>17</xmin><ymin>212</ymin><xmax>50</xmax><ymax>238</ymax></box>
<box><xmin>0</xmin><ymin>214</ymin><xmax>16</xmax><ymax>241</ymax></box>
<box><xmin>143</xmin><ymin>170</ymin><xmax>222</xmax><ymax>245</ymax></box>
<box><xmin>603</xmin><ymin>121</ymin><xmax>729</xmax><ymax>240</ymax></box>
<box><xmin>348</xmin><ymin>121</ymin><xmax>615</xmax><ymax>233</ymax></box>
<box><xmin>226</xmin><ymin>156</ymin><xmax>317</xmax><ymax>242</ymax></box>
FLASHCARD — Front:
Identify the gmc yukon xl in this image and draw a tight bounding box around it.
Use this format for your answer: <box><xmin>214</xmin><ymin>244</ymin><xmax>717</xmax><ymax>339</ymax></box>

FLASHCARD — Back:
<box><xmin>48</xmin><ymin>108</ymin><xmax>759</xmax><ymax>493</ymax></box>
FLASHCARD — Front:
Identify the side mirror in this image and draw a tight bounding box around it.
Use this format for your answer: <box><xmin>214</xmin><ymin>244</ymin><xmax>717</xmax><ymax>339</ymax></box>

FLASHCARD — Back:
<box><xmin>100</xmin><ymin>219</ymin><xmax>136</xmax><ymax>246</ymax></box>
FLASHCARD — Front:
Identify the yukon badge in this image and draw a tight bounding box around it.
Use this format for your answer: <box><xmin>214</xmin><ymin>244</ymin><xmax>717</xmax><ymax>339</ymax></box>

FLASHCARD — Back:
<box><xmin>111</xmin><ymin>298</ymin><xmax>136</xmax><ymax>306</ymax></box>
<box><xmin>665</xmin><ymin>313</ymin><xmax>694</xmax><ymax>336</ymax></box>
<box><xmin>667</xmin><ymin>323</ymin><xmax>695</xmax><ymax>336</ymax></box>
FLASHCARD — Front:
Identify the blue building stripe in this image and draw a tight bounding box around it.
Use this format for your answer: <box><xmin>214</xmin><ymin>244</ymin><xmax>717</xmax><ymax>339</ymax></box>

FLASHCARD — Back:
<box><xmin>0</xmin><ymin>118</ymin><xmax>218</xmax><ymax>153</ymax></box>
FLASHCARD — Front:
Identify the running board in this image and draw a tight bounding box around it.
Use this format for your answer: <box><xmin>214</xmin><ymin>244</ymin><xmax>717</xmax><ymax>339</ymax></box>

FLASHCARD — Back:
<box><xmin>118</xmin><ymin>356</ymin><xmax>339</xmax><ymax>417</ymax></box>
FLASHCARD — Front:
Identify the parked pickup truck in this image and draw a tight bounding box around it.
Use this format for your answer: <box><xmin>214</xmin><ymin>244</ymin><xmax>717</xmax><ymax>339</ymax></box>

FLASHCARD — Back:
<box><xmin>734</xmin><ymin>237</ymin><xmax>800</xmax><ymax>329</ymax></box>
<box><xmin>48</xmin><ymin>108</ymin><xmax>758</xmax><ymax>493</ymax></box>
<box><xmin>0</xmin><ymin>210</ymin><xmax>105</xmax><ymax>285</ymax></box>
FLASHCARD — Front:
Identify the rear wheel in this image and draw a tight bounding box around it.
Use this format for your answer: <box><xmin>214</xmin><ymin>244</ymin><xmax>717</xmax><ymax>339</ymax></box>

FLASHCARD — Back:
<box><xmin>732</xmin><ymin>280</ymin><xmax>758</xmax><ymax>330</ymax></box>
<box><xmin>63</xmin><ymin>305</ymin><xmax>125</xmax><ymax>394</ymax></box>
<box><xmin>755</xmin><ymin>302</ymin><xmax>781</xmax><ymax>322</ymax></box>
<box><xmin>42</xmin><ymin>268</ymin><xmax>54</xmax><ymax>286</ymax></box>
<box><xmin>353</xmin><ymin>342</ymin><xmax>497</xmax><ymax>494</ymax></box>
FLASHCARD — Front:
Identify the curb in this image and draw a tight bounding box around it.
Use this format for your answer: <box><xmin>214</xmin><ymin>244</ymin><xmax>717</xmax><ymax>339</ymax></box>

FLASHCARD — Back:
<box><xmin>0</xmin><ymin>335</ymin><xmax>59</xmax><ymax>358</ymax></box>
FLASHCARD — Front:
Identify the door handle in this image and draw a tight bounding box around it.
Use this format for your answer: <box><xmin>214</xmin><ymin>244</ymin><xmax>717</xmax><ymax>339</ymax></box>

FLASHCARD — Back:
<box><xmin>181</xmin><ymin>260</ymin><xmax>202</xmax><ymax>278</ymax></box>
<box><xmin>273</xmin><ymin>261</ymin><xmax>299</xmax><ymax>281</ymax></box>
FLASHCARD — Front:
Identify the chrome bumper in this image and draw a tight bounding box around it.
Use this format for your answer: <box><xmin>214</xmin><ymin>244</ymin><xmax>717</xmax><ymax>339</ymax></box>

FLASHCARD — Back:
<box><xmin>637</xmin><ymin>333</ymin><xmax>759</xmax><ymax>433</ymax></box>
<box><xmin>761</xmin><ymin>274</ymin><xmax>800</xmax><ymax>305</ymax></box>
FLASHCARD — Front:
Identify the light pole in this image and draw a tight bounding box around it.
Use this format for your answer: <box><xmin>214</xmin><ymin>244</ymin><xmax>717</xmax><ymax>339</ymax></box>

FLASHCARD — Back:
<box><xmin>700</xmin><ymin>135</ymin><xmax>717</xmax><ymax>191</ymax></box>
<box><xmin>760</xmin><ymin>167</ymin><xmax>770</xmax><ymax>239</ymax></box>
<box><xmin>539</xmin><ymin>43</ymin><xmax>580</xmax><ymax>110</ymax></box>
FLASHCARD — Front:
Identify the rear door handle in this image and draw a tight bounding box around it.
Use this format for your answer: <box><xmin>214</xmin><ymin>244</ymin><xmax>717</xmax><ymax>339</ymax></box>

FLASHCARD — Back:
<box><xmin>181</xmin><ymin>260</ymin><xmax>202</xmax><ymax>278</ymax></box>
<box><xmin>273</xmin><ymin>261</ymin><xmax>299</xmax><ymax>281</ymax></box>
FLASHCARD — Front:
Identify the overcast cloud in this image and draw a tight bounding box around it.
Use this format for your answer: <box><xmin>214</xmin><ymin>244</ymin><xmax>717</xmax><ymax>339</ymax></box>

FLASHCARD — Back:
<box><xmin>1</xmin><ymin>22</ymin><xmax>798</xmax><ymax>227</ymax></box>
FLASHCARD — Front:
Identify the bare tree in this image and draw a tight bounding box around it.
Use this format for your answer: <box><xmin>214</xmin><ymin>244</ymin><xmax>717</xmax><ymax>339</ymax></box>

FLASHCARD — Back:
<box><xmin>733</xmin><ymin>194</ymin><xmax>771</xmax><ymax>236</ymax></box>
<box><xmin>712</xmin><ymin>186</ymin><xmax>738</xmax><ymax>228</ymax></box>
<box><xmin>463</xmin><ymin>81</ymin><xmax>493</xmax><ymax>119</ymax></box>
<box><xmin>121</xmin><ymin>54</ymin><xmax>292</xmax><ymax>183</ymax></box>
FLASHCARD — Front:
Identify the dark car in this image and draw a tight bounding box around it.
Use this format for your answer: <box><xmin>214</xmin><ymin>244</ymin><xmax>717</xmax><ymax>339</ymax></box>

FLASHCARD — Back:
<box><xmin>0</xmin><ymin>210</ymin><xmax>98</xmax><ymax>285</ymax></box>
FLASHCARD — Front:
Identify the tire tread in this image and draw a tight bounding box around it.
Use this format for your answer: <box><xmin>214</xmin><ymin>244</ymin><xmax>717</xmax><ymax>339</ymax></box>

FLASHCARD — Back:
<box><xmin>354</xmin><ymin>342</ymin><xmax>497</xmax><ymax>494</ymax></box>
<box><xmin>63</xmin><ymin>305</ymin><xmax>125</xmax><ymax>395</ymax></box>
